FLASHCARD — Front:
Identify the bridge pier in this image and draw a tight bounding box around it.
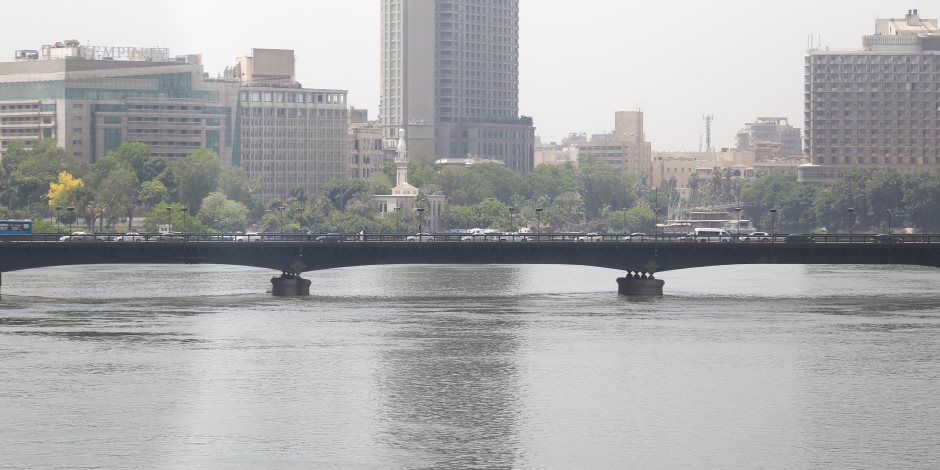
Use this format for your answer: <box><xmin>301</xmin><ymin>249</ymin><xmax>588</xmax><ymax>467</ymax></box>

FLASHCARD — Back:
<box><xmin>616</xmin><ymin>271</ymin><xmax>664</xmax><ymax>295</ymax></box>
<box><xmin>271</xmin><ymin>272</ymin><xmax>311</xmax><ymax>296</ymax></box>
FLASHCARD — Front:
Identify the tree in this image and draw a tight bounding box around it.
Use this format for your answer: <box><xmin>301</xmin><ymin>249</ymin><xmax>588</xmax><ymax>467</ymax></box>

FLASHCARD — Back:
<box><xmin>47</xmin><ymin>171</ymin><xmax>84</xmax><ymax>208</ymax></box>
<box><xmin>94</xmin><ymin>166</ymin><xmax>137</xmax><ymax>229</ymax></box>
<box><xmin>166</xmin><ymin>149</ymin><xmax>222</xmax><ymax>211</ymax></box>
<box><xmin>197</xmin><ymin>192</ymin><xmax>249</xmax><ymax>232</ymax></box>
<box><xmin>139</xmin><ymin>179</ymin><xmax>170</xmax><ymax>206</ymax></box>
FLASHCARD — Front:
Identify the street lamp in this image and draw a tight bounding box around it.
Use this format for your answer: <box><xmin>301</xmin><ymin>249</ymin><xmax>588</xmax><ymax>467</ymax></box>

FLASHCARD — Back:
<box><xmin>166</xmin><ymin>206</ymin><xmax>172</xmax><ymax>233</ymax></box>
<box><xmin>535</xmin><ymin>207</ymin><xmax>543</xmax><ymax>241</ymax></box>
<box><xmin>508</xmin><ymin>206</ymin><xmax>516</xmax><ymax>233</ymax></box>
<box><xmin>279</xmin><ymin>206</ymin><xmax>286</xmax><ymax>233</ymax></box>
<box><xmin>416</xmin><ymin>207</ymin><xmax>425</xmax><ymax>233</ymax></box>
<box><xmin>180</xmin><ymin>207</ymin><xmax>189</xmax><ymax>233</ymax></box>
<box><xmin>67</xmin><ymin>206</ymin><xmax>75</xmax><ymax>233</ymax></box>
<box><xmin>734</xmin><ymin>207</ymin><xmax>742</xmax><ymax>238</ymax></box>
<box><xmin>847</xmin><ymin>207</ymin><xmax>855</xmax><ymax>241</ymax></box>
<box><xmin>769</xmin><ymin>208</ymin><xmax>777</xmax><ymax>241</ymax></box>
<box><xmin>622</xmin><ymin>207</ymin><xmax>628</xmax><ymax>235</ymax></box>
<box><xmin>886</xmin><ymin>209</ymin><xmax>892</xmax><ymax>235</ymax></box>
<box><xmin>394</xmin><ymin>206</ymin><xmax>401</xmax><ymax>235</ymax></box>
<box><xmin>54</xmin><ymin>205</ymin><xmax>61</xmax><ymax>233</ymax></box>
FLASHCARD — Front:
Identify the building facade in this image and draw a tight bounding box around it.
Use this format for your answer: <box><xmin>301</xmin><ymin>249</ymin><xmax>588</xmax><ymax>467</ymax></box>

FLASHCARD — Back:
<box><xmin>380</xmin><ymin>0</ymin><xmax>535</xmax><ymax>172</ymax></box>
<box><xmin>802</xmin><ymin>9</ymin><xmax>940</xmax><ymax>182</ymax></box>
<box><xmin>348</xmin><ymin>108</ymin><xmax>386</xmax><ymax>181</ymax></box>
<box><xmin>231</xmin><ymin>49</ymin><xmax>349</xmax><ymax>202</ymax></box>
<box><xmin>567</xmin><ymin>111</ymin><xmax>652</xmax><ymax>180</ymax></box>
<box><xmin>735</xmin><ymin>117</ymin><xmax>802</xmax><ymax>158</ymax></box>
<box><xmin>0</xmin><ymin>41</ymin><xmax>238</xmax><ymax>163</ymax></box>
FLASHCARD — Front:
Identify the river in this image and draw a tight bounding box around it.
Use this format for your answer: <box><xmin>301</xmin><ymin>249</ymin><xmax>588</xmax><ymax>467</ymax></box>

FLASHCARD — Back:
<box><xmin>1</xmin><ymin>263</ymin><xmax>939</xmax><ymax>469</ymax></box>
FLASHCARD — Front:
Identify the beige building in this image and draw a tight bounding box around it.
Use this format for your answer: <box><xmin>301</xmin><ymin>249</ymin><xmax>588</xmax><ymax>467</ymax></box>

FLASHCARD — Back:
<box><xmin>0</xmin><ymin>41</ymin><xmax>239</xmax><ymax>163</ymax></box>
<box><xmin>651</xmin><ymin>150</ymin><xmax>756</xmax><ymax>187</ymax></box>
<box><xmin>372</xmin><ymin>129</ymin><xmax>445</xmax><ymax>232</ymax></box>
<box><xmin>568</xmin><ymin>111</ymin><xmax>652</xmax><ymax>180</ymax></box>
<box><xmin>348</xmin><ymin>108</ymin><xmax>386</xmax><ymax>181</ymax></box>
<box><xmin>231</xmin><ymin>49</ymin><xmax>349</xmax><ymax>202</ymax></box>
<box><xmin>802</xmin><ymin>9</ymin><xmax>940</xmax><ymax>183</ymax></box>
<box><xmin>380</xmin><ymin>0</ymin><xmax>535</xmax><ymax>172</ymax></box>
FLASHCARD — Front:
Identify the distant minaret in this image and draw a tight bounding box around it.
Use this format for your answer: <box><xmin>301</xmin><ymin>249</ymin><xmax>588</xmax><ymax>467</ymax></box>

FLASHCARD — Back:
<box><xmin>396</xmin><ymin>128</ymin><xmax>408</xmax><ymax>187</ymax></box>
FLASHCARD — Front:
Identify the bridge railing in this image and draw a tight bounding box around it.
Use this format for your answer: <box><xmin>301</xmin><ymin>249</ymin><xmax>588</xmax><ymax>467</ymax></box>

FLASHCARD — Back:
<box><xmin>5</xmin><ymin>232</ymin><xmax>940</xmax><ymax>244</ymax></box>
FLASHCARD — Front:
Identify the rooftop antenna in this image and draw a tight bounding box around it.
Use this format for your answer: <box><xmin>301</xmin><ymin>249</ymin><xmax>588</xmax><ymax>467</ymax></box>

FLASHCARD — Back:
<box><xmin>703</xmin><ymin>114</ymin><xmax>714</xmax><ymax>153</ymax></box>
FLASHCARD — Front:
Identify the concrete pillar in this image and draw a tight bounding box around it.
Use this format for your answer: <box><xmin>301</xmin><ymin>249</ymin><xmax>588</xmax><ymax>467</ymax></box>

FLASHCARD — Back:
<box><xmin>616</xmin><ymin>272</ymin><xmax>664</xmax><ymax>295</ymax></box>
<box><xmin>271</xmin><ymin>273</ymin><xmax>311</xmax><ymax>296</ymax></box>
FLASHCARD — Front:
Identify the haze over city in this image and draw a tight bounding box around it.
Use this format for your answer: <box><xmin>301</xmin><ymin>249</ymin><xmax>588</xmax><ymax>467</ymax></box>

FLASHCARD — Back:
<box><xmin>0</xmin><ymin>0</ymin><xmax>922</xmax><ymax>150</ymax></box>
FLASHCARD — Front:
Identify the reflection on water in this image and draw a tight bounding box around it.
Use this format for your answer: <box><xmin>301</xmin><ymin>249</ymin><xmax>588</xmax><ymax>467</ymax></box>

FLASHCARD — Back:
<box><xmin>1</xmin><ymin>264</ymin><xmax>940</xmax><ymax>469</ymax></box>
<box><xmin>376</xmin><ymin>301</ymin><xmax>523</xmax><ymax>468</ymax></box>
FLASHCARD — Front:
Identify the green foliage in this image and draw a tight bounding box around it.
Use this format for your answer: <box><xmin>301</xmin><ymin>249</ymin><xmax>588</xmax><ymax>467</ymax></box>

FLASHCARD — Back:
<box><xmin>142</xmin><ymin>202</ymin><xmax>201</xmax><ymax>233</ymax></box>
<box><xmin>198</xmin><ymin>192</ymin><xmax>249</xmax><ymax>232</ymax></box>
<box><xmin>166</xmin><ymin>148</ymin><xmax>222</xmax><ymax>211</ymax></box>
<box><xmin>139</xmin><ymin>179</ymin><xmax>169</xmax><ymax>206</ymax></box>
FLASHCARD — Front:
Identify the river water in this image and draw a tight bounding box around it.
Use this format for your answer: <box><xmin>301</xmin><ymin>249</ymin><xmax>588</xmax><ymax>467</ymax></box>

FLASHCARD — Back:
<box><xmin>1</xmin><ymin>263</ymin><xmax>939</xmax><ymax>469</ymax></box>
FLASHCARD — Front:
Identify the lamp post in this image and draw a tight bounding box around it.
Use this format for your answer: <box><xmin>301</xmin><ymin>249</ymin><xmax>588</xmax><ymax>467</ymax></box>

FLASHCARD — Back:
<box><xmin>508</xmin><ymin>206</ymin><xmax>516</xmax><ymax>233</ymax></box>
<box><xmin>769</xmin><ymin>208</ymin><xmax>777</xmax><ymax>241</ymax></box>
<box><xmin>279</xmin><ymin>206</ymin><xmax>286</xmax><ymax>233</ymax></box>
<box><xmin>54</xmin><ymin>205</ymin><xmax>61</xmax><ymax>233</ymax></box>
<box><xmin>67</xmin><ymin>206</ymin><xmax>75</xmax><ymax>233</ymax></box>
<box><xmin>180</xmin><ymin>207</ymin><xmax>188</xmax><ymax>234</ymax></box>
<box><xmin>535</xmin><ymin>207</ymin><xmax>543</xmax><ymax>241</ymax></box>
<box><xmin>622</xmin><ymin>207</ymin><xmax>628</xmax><ymax>235</ymax></box>
<box><xmin>734</xmin><ymin>207</ymin><xmax>742</xmax><ymax>239</ymax></box>
<box><xmin>416</xmin><ymin>207</ymin><xmax>425</xmax><ymax>234</ymax></box>
<box><xmin>165</xmin><ymin>206</ymin><xmax>172</xmax><ymax>233</ymax></box>
<box><xmin>886</xmin><ymin>209</ymin><xmax>892</xmax><ymax>235</ymax></box>
<box><xmin>394</xmin><ymin>206</ymin><xmax>401</xmax><ymax>236</ymax></box>
<box><xmin>847</xmin><ymin>207</ymin><xmax>855</xmax><ymax>242</ymax></box>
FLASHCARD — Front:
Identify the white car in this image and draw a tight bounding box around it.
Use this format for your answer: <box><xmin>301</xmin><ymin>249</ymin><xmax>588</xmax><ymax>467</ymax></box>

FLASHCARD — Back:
<box><xmin>576</xmin><ymin>232</ymin><xmax>603</xmax><ymax>242</ymax></box>
<box><xmin>236</xmin><ymin>232</ymin><xmax>262</xmax><ymax>242</ymax></box>
<box><xmin>59</xmin><ymin>231</ymin><xmax>92</xmax><ymax>242</ymax></box>
<box><xmin>741</xmin><ymin>231</ymin><xmax>771</xmax><ymax>242</ymax></box>
<box><xmin>114</xmin><ymin>232</ymin><xmax>147</xmax><ymax>242</ymax></box>
<box><xmin>406</xmin><ymin>233</ymin><xmax>435</xmax><ymax>242</ymax></box>
<box><xmin>622</xmin><ymin>232</ymin><xmax>648</xmax><ymax>242</ymax></box>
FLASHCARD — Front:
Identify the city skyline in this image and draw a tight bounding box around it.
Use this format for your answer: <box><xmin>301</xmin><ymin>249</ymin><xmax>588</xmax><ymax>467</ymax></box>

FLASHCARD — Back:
<box><xmin>0</xmin><ymin>0</ymin><xmax>925</xmax><ymax>151</ymax></box>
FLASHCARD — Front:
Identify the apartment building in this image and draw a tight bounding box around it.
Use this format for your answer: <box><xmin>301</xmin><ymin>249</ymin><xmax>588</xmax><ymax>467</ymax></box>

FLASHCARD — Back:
<box><xmin>231</xmin><ymin>49</ymin><xmax>349</xmax><ymax>201</ymax></box>
<box><xmin>802</xmin><ymin>9</ymin><xmax>940</xmax><ymax>182</ymax></box>
<box><xmin>348</xmin><ymin>108</ymin><xmax>386</xmax><ymax>180</ymax></box>
<box><xmin>380</xmin><ymin>0</ymin><xmax>535</xmax><ymax>172</ymax></box>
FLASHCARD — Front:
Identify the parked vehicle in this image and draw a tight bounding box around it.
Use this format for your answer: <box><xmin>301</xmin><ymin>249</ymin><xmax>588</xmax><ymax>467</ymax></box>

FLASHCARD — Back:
<box><xmin>741</xmin><ymin>231</ymin><xmax>771</xmax><ymax>242</ymax></box>
<box><xmin>576</xmin><ymin>232</ymin><xmax>603</xmax><ymax>242</ymax></box>
<box><xmin>236</xmin><ymin>232</ymin><xmax>262</xmax><ymax>242</ymax></box>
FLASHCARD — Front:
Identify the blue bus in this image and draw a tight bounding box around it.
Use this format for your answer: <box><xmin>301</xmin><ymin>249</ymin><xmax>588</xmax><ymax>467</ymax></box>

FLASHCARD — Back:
<box><xmin>0</xmin><ymin>219</ymin><xmax>33</xmax><ymax>239</ymax></box>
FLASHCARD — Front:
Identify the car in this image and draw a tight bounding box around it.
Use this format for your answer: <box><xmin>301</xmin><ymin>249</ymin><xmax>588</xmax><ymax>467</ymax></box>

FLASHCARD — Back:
<box><xmin>315</xmin><ymin>233</ymin><xmax>343</xmax><ymax>242</ymax></box>
<box><xmin>499</xmin><ymin>232</ymin><xmax>529</xmax><ymax>242</ymax></box>
<box><xmin>236</xmin><ymin>232</ymin><xmax>262</xmax><ymax>242</ymax></box>
<box><xmin>741</xmin><ymin>231</ymin><xmax>771</xmax><ymax>242</ymax></box>
<box><xmin>114</xmin><ymin>232</ymin><xmax>147</xmax><ymax>242</ymax></box>
<box><xmin>59</xmin><ymin>231</ymin><xmax>92</xmax><ymax>242</ymax></box>
<box><xmin>873</xmin><ymin>234</ymin><xmax>904</xmax><ymax>244</ymax></box>
<box><xmin>406</xmin><ymin>233</ymin><xmax>435</xmax><ymax>242</ymax></box>
<box><xmin>785</xmin><ymin>233</ymin><xmax>815</xmax><ymax>243</ymax></box>
<box><xmin>576</xmin><ymin>232</ymin><xmax>603</xmax><ymax>242</ymax></box>
<box><xmin>622</xmin><ymin>232</ymin><xmax>648</xmax><ymax>242</ymax></box>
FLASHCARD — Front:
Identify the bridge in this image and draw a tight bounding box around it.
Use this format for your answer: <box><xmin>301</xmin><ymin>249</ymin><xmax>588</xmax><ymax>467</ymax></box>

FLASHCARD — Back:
<box><xmin>2</xmin><ymin>232</ymin><xmax>940</xmax><ymax>295</ymax></box>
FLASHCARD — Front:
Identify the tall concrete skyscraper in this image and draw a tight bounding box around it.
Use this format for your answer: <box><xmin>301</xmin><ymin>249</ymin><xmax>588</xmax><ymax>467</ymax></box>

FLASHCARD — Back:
<box><xmin>380</xmin><ymin>0</ymin><xmax>535</xmax><ymax>173</ymax></box>
<box><xmin>802</xmin><ymin>9</ymin><xmax>940</xmax><ymax>183</ymax></box>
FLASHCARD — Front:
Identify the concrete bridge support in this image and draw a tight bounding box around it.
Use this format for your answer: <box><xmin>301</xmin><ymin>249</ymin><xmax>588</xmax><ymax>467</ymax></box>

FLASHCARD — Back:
<box><xmin>271</xmin><ymin>272</ymin><xmax>311</xmax><ymax>296</ymax></box>
<box><xmin>616</xmin><ymin>271</ymin><xmax>664</xmax><ymax>295</ymax></box>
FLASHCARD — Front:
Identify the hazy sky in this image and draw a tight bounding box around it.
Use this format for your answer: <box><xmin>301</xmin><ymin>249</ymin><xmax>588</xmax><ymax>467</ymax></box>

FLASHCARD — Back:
<box><xmin>0</xmin><ymin>0</ymin><xmax>925</xmax><ymax>150</ymax></box>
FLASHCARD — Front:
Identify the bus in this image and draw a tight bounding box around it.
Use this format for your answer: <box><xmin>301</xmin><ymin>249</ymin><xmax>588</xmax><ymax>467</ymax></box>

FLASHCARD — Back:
<box><xmin>0</xmin><ymin>219</ymin><xmax>33</xmax><ymax>240</ymax></box>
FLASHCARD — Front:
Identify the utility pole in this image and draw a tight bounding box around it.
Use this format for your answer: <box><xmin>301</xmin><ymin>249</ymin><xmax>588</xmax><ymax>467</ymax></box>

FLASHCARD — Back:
<box><xmin>703</xmin><ymin>114</ymin><xmax>714</xmax><ymax>153</ymax></box>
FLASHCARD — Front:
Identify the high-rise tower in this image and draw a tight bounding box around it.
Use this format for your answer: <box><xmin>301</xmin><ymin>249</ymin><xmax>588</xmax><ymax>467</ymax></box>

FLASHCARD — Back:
<box><xmin>380</xmin><ymin>0</ymin><xmax>535</xmax><ymax>173</ymax></box>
